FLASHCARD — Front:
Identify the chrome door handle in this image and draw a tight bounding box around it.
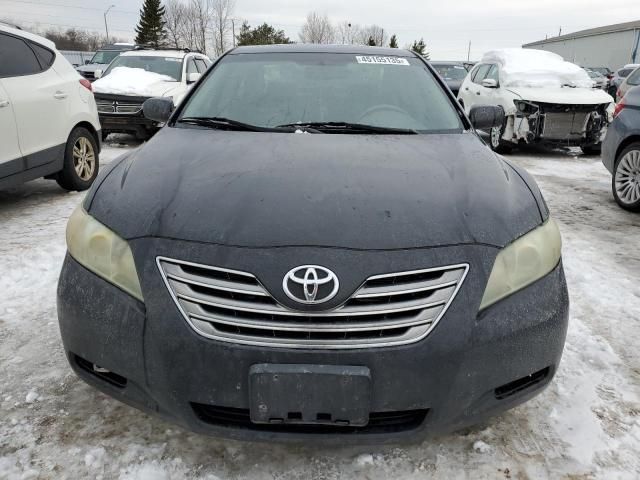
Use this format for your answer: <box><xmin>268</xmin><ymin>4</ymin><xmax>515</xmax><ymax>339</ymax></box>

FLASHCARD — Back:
<box><xmin>0</xmin><ymin>100</ymin><xmax>9</xmax><ymax>108</ymax></box>
<box><xmin>53</xmin><ymin>91</ymin><xmax>67</xmax><ymax>99</ymax></box>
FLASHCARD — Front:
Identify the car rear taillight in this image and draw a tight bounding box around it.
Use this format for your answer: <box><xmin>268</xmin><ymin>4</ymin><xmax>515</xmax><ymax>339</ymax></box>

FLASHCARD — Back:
<box><xmin>79</xmin><ymin>79</ymin><xmax>92</xmax><ymax>92</ymax></box>
<box><xmin>613</xmin><ymin>98</ymin><xmax>626</xmax><ymax>118</ymax></box>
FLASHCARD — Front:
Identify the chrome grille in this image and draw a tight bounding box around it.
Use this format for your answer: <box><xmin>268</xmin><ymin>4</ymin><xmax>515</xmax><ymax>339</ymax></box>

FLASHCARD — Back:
<box><xmin>96</xmin><ymin>100</ymin><xmax>144</xmax><ymax>114</ymax></box>
<box><xmin>157</xmin><ymin>257</ymin><xmax>468</xmax><ymax>349</ymax></box>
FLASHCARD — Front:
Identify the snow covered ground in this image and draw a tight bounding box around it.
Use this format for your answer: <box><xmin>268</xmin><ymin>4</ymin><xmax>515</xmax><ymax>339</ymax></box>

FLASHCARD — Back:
<box><xmin>0</xmin><ymin>139</ymin><xmax>638</xmax><ymax>479</ymax></box>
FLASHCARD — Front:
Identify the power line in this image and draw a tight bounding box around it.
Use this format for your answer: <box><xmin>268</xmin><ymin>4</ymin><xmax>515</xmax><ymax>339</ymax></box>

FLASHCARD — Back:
<box><xmin>2</xmin><ymin>17</ymin><xmax>134</xmax><ymax>34</ymax></box>
<box><xmin>1</xmin><ymin>8</ymin><xmax>134</xmax><ymax>30</ymax></box>
<box><xmin>2</xmin><ymin>0</ymin><xmax>138</xmax><ymax>15</ymax></box>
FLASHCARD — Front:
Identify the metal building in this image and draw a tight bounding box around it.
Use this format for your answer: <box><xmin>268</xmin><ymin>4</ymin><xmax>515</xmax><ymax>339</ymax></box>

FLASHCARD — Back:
<box><xmin>522</xmin><ymin>20</ymin><xmax>640</xmax><ymax>70</ymax></box>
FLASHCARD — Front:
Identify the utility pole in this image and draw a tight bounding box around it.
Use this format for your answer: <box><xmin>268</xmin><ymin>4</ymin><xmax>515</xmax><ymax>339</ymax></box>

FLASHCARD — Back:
<box><xmin>467</xmin><ymin>40</ymin><xmax>471</xmax><ymax>62</ymax></box>
<box><xmin>104</xmin><ymin>4</ymin><xmax>115</xmax><ymax>44</ymax></box>
<box><xmin>231</xmin><ymin>19</ymin><xmax>236</xmax><ymax>47</ymax></box>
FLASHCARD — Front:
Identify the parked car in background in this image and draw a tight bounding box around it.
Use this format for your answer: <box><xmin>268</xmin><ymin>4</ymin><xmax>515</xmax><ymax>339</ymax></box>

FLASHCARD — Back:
<box><xmin>609</xmin><ymin>64</ymin><xmax>640</xmax><ymax>98</ymax></box>
<box><xmin>76</xmin><ymin>43</ymin><xmax>135</xmax><ymax>81</ymax></box>
<box><xmin>458</xmin><ymin>49</ymin><xmax>614</xmax><ymax>154</ymax></box>
<box><xmin>587</xmin><ymin>66</ymin><xmax>613</xmax><ymax>80</ymax></box>
<box><xmin>585</xmin><ymin>69</ymin><xmax>608</xmax><ymax>90</ymax></box>
<box><xmin>602</xmin><ymin>86</ymin><xmax>640</xmax><ymax>211</ymax></box>
<box><xmin>616</xmin><ymin>65</ymin><xmax>640</xmax><ymax>102</ymax></box>
<box><xmin>430</xmin><ymin>61</ymin><xmax>468</xmax><ymax>96</ymax></box>
<box><xmin>0</xmin><ymin>23</ymin><xmax>101</xmax><ymax>191</ymax></box>
<box><xmin>92</xmin><ymin>48</ymin><xmax>211</xmax><ymax>140</ymax></box>
<box><xmin>57</xmin><ymin>44</ymin><xmax>568</xmax><ymax>443</ymax></box>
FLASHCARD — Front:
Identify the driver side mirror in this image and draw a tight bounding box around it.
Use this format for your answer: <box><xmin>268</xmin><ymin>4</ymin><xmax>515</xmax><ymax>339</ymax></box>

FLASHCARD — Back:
<box><xmin>482</xmin><ymin>78</ymin><xmax>498</xmax><ymax>88</ymax></box>
<box><xmin>143</xmin><ymin>97</ymin><xmax>174</xmax><ymax>123</ymax></box>
<box><xmin>94</xmin><ymin>69</ymin><xmax>103</xmax><ymax>79</ymax></box>
<box><xmin>186</xmin><ymin>72</ymin><xmax>201</xmax><ymax>84</ymax></box>
<box><xmin>85</xmin><ymin>60</ymin><xmax>91</xmax><ymax>65</ymax></box>
<box><xmin>468</xmin><ymin>105</ymin><xmax>505</xmax><ymax>130</ymax></box>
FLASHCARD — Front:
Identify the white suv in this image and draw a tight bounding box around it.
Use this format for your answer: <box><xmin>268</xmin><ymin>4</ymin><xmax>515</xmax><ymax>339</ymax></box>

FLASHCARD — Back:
<box><xmin>0</xmin><ymin>23</ymin><xmax>102</xmax><ymax>191</ymax></box>
<box><xmin>92</xmin><ymin>48</ymin><xmax>211</xmax><ymax>139</ymax></box>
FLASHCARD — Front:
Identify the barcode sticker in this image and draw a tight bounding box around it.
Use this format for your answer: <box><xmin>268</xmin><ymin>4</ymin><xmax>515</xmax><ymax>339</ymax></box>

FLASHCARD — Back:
<box><xmin>355</xmin><ymin>56</ymin><xmax>410</xmax><ymax>66</ymax></box>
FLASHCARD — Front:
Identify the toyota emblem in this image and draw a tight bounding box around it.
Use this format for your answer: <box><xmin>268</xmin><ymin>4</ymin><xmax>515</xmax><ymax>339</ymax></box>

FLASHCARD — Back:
<box><xmin>282</xmin><ymin>265</ymin><xmax>339</xmax><ymax>304</ymax></box>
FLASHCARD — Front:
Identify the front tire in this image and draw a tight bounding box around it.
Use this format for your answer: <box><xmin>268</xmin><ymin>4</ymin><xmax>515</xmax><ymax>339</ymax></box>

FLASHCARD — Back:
<box><xmin>612</xmin><ymin>142</ymin><xmax>640</xmax><ymax>212</ymax></box>
<box><xmin>489</xmin><ymin>122</ymin><xmax>513</xmax><ymax>154</ymax></box>
<box><xmin>56</xmin><ymin>127</ymin><xmax>99</xmax><ymax>191</ymax></box>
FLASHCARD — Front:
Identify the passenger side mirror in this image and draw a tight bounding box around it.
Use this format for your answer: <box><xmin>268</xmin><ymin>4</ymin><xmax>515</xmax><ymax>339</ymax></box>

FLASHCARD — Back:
<box><xmin>94</xmin><ymin>69</ymin><xmax>103</xmax><ymax>79</ymax></box>
<box><xmin>468</xmin><ymin>105</ymin><xmax>505</xmax><ymax>130</ymax></box>
<box><xmin>186</xmin><ymin>72</ymin><xmax>201</xmax><ymax>84</ymax></box>
<box><xmin>482</xmin><ymin>79</ymin><xmax>498</xmax><ymax>88</ymax></box>
<box><xmin>143</xmin><ymin>97</ymin><xmax>174</xmax><ymax>123</ymax></box>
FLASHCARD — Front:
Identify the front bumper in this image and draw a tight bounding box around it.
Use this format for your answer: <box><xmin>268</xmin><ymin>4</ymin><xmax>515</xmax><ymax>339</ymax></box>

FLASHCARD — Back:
<box><xmin>57</xmin><ymin>241</ymin><xmax>569</xmax><ymax>444</ymax></box>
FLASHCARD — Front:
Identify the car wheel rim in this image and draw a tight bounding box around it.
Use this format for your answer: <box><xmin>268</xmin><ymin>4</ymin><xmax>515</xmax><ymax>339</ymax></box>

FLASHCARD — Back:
<box><xmin>615</xmin><ymin>149</ymin><xmax>640</xmax><ymax>205</ymax></box>
<box><xmin>73</xmin><ymin>137</ymin><xmax>96</xmax><ymax>181</ymax></box>
<box><xmin>491</xmin><ymin>126</ymin><xmax>501</xmax><ymax>148</ymax></box>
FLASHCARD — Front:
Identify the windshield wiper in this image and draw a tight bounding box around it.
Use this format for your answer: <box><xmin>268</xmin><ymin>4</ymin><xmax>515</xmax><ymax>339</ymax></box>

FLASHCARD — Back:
<box><xmin>177</xmin><ymin>116</ymin><xmax>322</xmax><ymax>133</ymax></box>
<box><xmin>275</xmin><ymin>122</ymin><xmax>418</xmax><ymax>134</ymax></box>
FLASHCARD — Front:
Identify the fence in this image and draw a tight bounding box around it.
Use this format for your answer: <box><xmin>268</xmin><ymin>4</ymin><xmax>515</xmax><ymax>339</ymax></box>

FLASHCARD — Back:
<box><xmin>59</xmin><ymin>50</ymin><xmax>95</xmax><ymax>67</ymax></box>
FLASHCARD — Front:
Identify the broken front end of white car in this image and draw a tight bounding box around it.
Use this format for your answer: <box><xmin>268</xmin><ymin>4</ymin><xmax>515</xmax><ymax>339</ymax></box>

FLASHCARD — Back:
<box><xmin>501</xmin><ymin>100</ymin><xmax>614</xmax><ymax>153</ymax></box>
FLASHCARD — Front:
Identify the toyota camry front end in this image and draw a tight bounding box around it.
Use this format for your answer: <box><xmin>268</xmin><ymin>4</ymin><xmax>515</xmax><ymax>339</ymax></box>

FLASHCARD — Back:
<box><xmin>57</xmin><ymin>45</ymin><xmax>569</xmax><ymax>443</ymax></box>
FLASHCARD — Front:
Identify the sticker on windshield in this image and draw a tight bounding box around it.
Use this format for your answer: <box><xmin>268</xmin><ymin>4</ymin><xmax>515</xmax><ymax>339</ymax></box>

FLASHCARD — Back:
<box><xmin>356</xmin><ymin>56</ymin><xmax>410</xmax><ymax>66</ymax></box>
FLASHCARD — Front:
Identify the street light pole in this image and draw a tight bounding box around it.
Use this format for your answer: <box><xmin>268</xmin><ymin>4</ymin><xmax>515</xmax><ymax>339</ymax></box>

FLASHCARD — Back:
<box><xmin>104</xmin><ymin>4</ymin><xmax>115</xmax><ymax>44</ymax></box>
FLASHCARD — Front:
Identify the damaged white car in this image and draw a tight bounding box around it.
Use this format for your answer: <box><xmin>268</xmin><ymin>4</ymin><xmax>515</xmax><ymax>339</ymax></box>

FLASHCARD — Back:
<box><xmin>458</xmin><ymin>49</ymin><xmax>614</xmax><ymax>154</ymax></box>
<box><xmin>92</xmin><ymin>48</ymin><xmax>211</xmax><ymax>140</ymax></box>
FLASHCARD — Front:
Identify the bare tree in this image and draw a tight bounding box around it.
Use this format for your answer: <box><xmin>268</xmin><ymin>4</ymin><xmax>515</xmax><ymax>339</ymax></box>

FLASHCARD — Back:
<box><xmin>164</xmin><ymin>0</ymin><xmax>188</xmax><ymax>49</ymax></box>
<box><xmin>335</xmin><ymin>21</ymin><xmax>360</xmax><ymax>45</ymax></box>
<box><xmin>299</xmin><ymin>12</ymin><xmax>335</xmax><ymax>44</ymax></box>
<box><xmin>211</xmin><ymin>0</ymin><xmax>235</xmax><ymax>56</ymax></box>
<box><xmin>357</xmin><ymin>24</ymin><xmax>387</xmax><ymax>46</ymax></box>
<box><xmin>189</xmin><ymin>0</ymin><xmax>212</xmax><ymax>54</ymax></box>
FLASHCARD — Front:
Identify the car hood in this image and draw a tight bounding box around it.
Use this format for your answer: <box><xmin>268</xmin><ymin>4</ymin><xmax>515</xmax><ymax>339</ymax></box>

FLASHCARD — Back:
<box><xmin>87</xmin><ymin>127</ymin><xmax>544</xmax><ymax>250</ymax></box>
<box><xmin>506</xmin><ymin>86</ymin><xmax>613</xmax><ymax>104</ymax></box>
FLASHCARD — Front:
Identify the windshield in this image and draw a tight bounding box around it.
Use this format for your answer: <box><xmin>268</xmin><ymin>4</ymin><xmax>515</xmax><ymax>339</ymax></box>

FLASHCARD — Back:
<box><xmin>432</xmin><ymin>64</ymin><xmax>468</xmax><ymax>81</ymax></box>
<box><xmin>103</xmin><ymin>55</ymin><xmax>183</xmax><ymax>81</ymax></box>
<box><xmin>178</xmin><ymin>53</ymin><xmax>463</xmax><ymax>133</ymax></box>
<box><xmin>90</xmin><ymin>50</ymin><xmax>121</xmax><ymax>65</ymax></box>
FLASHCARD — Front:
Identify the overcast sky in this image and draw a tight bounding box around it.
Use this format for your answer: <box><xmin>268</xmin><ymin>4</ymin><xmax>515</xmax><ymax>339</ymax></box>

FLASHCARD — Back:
<box><xmin>1</xmin><ymin>0</ymin><xmax>637</xmax><ymax>59</ymax></box>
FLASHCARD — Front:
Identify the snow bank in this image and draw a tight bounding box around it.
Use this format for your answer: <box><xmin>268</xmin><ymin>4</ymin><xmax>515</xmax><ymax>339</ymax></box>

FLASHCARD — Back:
<box><xmin>93</xmin><ymin>67</ymin><xmax>175</xmax><ymax>96</ymax></box>
<box><xmin>482</xmin><ymin>48</ymin><xmax>593</xmax><ymax>89</ymax></box>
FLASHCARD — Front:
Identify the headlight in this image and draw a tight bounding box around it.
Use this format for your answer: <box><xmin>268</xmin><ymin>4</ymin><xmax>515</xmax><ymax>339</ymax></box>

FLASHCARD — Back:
<box><xmin>66</xmin><ymin>206</ymin><xmax>143</xmax><ymax>301</ymax></box>
<box><xmin>480</xmin><ymin>218</ymin><xmax>561</xmax><ymax>311</ymax></box>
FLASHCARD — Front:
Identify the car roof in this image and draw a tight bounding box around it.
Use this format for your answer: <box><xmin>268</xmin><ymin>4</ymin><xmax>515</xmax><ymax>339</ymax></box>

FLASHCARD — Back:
<box><xmin>0</xmin><ymin>23</ymin><xmax>56</xmax><ymax>50</ymax></box>
<box><xmin>228</xmin><ymin>44</ymin><xmax>416</xmax><ymax>57</ymax></box>
<box><xmin>99</xmin><ymin>43</ymin><xmax>135</xmax><ymax>51</ymax></box>
<box><xmin>120</xmin><ymin>49</ymin><xmax>192</xmax><ymax>59</ymax></box>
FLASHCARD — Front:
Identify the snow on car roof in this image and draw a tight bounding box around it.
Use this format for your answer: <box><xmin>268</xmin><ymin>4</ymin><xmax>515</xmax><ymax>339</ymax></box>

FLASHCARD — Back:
<box><xmin>482</xmin><ymin>48</ymin><xmax>592</xmax><ymax>89</ymax></box>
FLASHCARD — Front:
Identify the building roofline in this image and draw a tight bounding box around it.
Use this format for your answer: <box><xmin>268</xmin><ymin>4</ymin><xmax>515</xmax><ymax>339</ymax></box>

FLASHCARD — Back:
<box><xmin>523</xmin><ymin>19</ymin><xmax>640</xmax><ymax>47</ymax></box>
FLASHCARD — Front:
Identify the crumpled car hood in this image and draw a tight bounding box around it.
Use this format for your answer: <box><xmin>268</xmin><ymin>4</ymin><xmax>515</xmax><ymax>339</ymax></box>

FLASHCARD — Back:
<box><xmin>507</xmin><ymin>86</ymin><xmax>613</xmax><ymax>105</ymax></box>
<box><xmin>87</xmin><ymin>127</ymin><xmax>544</xmax><ymax>250</ymax></box>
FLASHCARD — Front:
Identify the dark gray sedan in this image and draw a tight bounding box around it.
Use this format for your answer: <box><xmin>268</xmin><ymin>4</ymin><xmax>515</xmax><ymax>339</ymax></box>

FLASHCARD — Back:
<box><xmin>430</xmin><ymin>61</ymin><xmax>468</xmax><ymax>96</ymax></box>
<box><xmin>602</xmin><ymin>86</ymin><xmax>640</xmax><ymax>211</ymax></box>
<box><xmin>57</xmin><ymin>45</ymin><xmax>568</xmax><ymax>443</ymax></box>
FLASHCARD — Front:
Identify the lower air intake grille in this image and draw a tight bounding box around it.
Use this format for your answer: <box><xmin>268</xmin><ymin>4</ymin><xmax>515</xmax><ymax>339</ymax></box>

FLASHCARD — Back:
<box><xmin>191</xmin><ymin>403</ymin><xmax>428</xmax><ymax>434</ymax></box>
<box><xmin>157</xmin><ymin>257</ymin><xmax>468</xmax><ymax>349</ymax></box>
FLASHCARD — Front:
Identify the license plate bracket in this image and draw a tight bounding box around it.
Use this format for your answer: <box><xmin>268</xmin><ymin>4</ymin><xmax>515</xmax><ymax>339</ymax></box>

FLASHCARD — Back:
<box><xmin>249</xmin><ymin>364</ymin><xmax>371</xmax><ymax>427</ymax></box>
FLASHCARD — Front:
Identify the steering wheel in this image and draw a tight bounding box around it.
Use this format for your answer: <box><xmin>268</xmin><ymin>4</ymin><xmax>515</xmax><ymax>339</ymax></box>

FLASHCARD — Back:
<box><xmin>357</xmin><ymin>104</ymin><xmax>413</xmax><ymax>123</ymax></box>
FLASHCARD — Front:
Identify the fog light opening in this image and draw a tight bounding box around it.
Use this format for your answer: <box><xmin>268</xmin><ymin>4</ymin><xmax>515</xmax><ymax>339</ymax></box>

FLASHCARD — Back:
<box><xmin>494</xmin><ymin>367</ymin><xmax>550</xmax><ymax>400</ymax></box>
<box><xmin>74</xmin><ymin>354</ymin><xmax>128</xmax><ymax>389</ymax></box>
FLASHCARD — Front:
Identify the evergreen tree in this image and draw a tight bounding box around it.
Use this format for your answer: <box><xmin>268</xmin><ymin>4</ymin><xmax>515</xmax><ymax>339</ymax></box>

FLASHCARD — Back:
<box><xmin>135</xmin><ymin>0</ymin><xmax>167</xmax><ymax>47</ymax></box>
<box><xmin>389</xmin><ymin>34</ymin><xmax>399</xmax><ymax>48</ymax></box>
<box><xmin>367</xmin><ymin>36</ymin><xmax>376</xmax><ymax>46</ymax></box>
<box><xmin>237</xmin><ymin>21</ymin><xmax>292</xmax><ymax>46</ymax></box>
<box><xmin>411</xmin><ymin>38</ymin><xmax>429</xmax><ymax>59</ymax></box>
